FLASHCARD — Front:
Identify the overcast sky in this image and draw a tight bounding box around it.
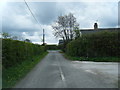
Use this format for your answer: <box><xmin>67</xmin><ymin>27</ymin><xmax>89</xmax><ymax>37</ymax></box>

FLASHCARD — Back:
<box><xmin>0</xmin><ymin>0</ymin><xmax>119</xmax><ymax>44</ymax></box>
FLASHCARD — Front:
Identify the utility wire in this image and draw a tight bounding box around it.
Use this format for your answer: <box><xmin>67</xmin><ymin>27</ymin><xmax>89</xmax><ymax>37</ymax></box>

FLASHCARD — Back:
<box><xmin>24</xmin><ymin>0</ymin><xmax>40</xmax><ymax>25</ymax></box>
<box><xmin>23</xmin><ymin>0</ymin><xmax>45</xmax><ymax>44</ymax></box>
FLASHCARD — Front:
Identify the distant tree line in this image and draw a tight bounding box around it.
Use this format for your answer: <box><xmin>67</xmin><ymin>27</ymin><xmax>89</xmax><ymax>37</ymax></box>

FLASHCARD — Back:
<box><xmin>45</xmin><ymin>45</ymin><xmax>58</xmax><ymax>50</ymax></box>
<box><xmin>1</xmin><ymin>32</ymin><xmax>31</xmax><ymax>43</ymax></box>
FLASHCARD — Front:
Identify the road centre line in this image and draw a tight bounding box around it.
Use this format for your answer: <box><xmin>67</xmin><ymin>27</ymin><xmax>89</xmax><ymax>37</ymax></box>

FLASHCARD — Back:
<box><xmin>56</xmin><ymin>55</ymin><xmax>67</xmax><ymax>87</ymax></box>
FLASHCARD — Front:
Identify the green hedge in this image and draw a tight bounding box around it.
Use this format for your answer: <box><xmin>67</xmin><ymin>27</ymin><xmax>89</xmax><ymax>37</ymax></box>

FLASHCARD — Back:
<box><xmin>46</xmin><ymin>45</ymin><xmax>58</xmax><ymax>50</ymax></box>
<box><xmin>2</xmin><ymin>39</ymin><xmax>46</xmax><ymax>69</ymax></box>
<box><xmin>66</xmin><ymin>31</ymin><xmax>120</xmax><ymax>57</ymax></box>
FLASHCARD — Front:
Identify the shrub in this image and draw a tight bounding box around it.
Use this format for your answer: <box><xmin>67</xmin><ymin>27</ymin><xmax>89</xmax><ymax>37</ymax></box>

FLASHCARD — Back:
<box><xmin>2</xmin><ymin>39</ymin><xmax>46</xmax><ymax>69</ymax></box>
<box><xmin>45</xmin><ymin>45</ymin><xmax>58</xmax><ymax>50</ymax></box>
<box><xmin>66</xmin><ymin>31</ymin><xmax>120</xmax><ymax>57</ymax></box>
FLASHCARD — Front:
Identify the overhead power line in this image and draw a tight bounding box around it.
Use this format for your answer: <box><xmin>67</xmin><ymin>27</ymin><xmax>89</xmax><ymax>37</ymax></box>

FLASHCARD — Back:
<box><xmin>23</xmin><ymin>0</ymin><xmax>46</xmax><ymax>44</ymax></box>
<box><xmin>24</xmin><ymin>0</ymin><xmax>40</xmax><ymax>25</ymax></box>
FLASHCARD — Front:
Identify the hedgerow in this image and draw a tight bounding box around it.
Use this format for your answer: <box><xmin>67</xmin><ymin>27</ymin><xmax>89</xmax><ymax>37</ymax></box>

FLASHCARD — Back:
<box><xmin>2</xmin><ymin>39</ymin><xmax>46</xmax><ymax>69</ymax></box>
<box><xmin>45</xmin><ymin>45</ymin><xmax>58</xmax><ymax>50</ymax></box>
<box><xmin>66</xmin><ymin>31</ymin><xmax>120</xmax><ymax>57</ymax></box>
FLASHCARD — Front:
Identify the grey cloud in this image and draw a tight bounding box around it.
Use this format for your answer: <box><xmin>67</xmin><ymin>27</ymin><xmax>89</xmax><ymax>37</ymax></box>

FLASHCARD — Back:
<box><xmin>2</xmin><ymin>1</ymin><xmax>118</xmax><ymax>44</ymax></box>
<box><xmin>28</xmin><ymin>2</ymin><xmax>65</xmax><ymax>25</ymax></box>
<box><xmin>118</xmin><ymin>1</ymin><xmax>120</xmax><ymax>27</ymax></box>
<box><xmin>3</xmin><ymin>2</ymin><xmax>27</xmax><ymax>16</ymax></box>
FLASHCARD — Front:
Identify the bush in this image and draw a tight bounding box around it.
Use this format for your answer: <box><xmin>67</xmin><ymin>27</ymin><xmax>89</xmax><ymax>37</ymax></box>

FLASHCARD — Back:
<box><xmin>2</xmin><ymin>39</ymin><xmax>46</xmax><ymax>69</ymax></box>
<box><xmin>45</xmin><ymin>45</ymin><xmax>58</xmax><ymax>50</ymax></box>
<box><xmin>66</xmin><ymin>31</ymin><xmax>120</xmax><ymax>57</ymax></box>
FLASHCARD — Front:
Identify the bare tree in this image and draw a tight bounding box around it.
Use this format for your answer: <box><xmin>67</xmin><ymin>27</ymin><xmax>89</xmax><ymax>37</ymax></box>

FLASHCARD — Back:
<box><xmin>52</xmin><ymin>13</ymin><xmax>79</xmax><ymax>43</ymax></box>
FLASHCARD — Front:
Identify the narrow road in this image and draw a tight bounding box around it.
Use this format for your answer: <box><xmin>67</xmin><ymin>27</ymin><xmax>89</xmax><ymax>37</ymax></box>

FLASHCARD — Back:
<box><xmin>15</xmin><ymin>50</ymin><xmax>118</xmax><ymax>88</ymax></box>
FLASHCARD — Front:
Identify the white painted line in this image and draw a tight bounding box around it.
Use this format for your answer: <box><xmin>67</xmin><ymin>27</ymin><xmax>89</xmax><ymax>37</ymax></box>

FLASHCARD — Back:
<box><xmin>59</xmin><ymin>66</ymin><xmax>65</xmax><ymax>81</ymax></box>
<box><xmin>57</xmin><ymin>60</ymin><xmax>65</xmax><ymax>80</ymax></box>
<box><xmin>58</xmin><ymin>62</ymin><xmax>65</xmax><ymax>81</ymax></box>
<box><xmin>85</xmin><ymin>70</ymin><xmax>97</xmax><ymax>75</ymax></box>
<box><xmin>57</xmin><ymin>57</ymin><xmax>67</xmax><ymax>87</ymax></box>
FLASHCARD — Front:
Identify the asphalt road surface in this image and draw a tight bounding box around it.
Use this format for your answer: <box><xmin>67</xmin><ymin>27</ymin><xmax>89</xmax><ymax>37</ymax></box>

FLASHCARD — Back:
<box><xmin>15</xmin><ymin>50</ymin><xmax>118</xmax><ymax>88</ymax></box>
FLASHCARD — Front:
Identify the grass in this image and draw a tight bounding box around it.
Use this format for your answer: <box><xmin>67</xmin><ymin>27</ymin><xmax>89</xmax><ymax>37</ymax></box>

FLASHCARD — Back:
<box><xmin>64</xmin><ymin>53</ymin><xmax>120</xmax><ymax>62</ymax></box>
<box><xmin>2</xmin><ymin>52</ymin><xmax>48</xmax><ymax>88</ymax></box>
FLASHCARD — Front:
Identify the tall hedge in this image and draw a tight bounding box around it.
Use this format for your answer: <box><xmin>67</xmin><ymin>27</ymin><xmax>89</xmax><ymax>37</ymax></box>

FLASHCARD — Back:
<box><xmin>46</xmin><ymin>45</ymin><xmax>58</xmax><ymax>50</ymax></box>
<box><xmin>66</xmin><ymin>31</ymin><xmax>120</xmax><ymax>57</ymax></box>
<box><xmin>2</xmin><ymin>39</ymin><xmax>46</xmax><ymax>69</ymax></box>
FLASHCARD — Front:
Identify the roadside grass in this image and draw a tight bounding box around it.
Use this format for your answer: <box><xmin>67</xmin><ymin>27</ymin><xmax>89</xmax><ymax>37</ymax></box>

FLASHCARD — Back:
<box><xmin>58</xmin><ymin>50</ymin><xmax>63</xmax><ymax>53</ymax></box>
<box><xmin>2</xmin><ymin>52</ymin><xmax>48</xmax><ymax>88</ymax></box>
<box><xmin>64</xmin><ymin>53</ymin><xmax>120</xmax><ymax>62</ymax></box>
<box><xmin>118</xmin><ymin>79</ymin><xmax>120</xmax><ymax>88</ymax></box>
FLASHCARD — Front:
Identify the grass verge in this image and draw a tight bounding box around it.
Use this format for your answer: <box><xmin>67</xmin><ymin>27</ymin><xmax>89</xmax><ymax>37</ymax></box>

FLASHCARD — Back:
<box><xmin>2</xmin><ymin>52</ymin><xmax>48</xmax><ymax>88</ymax></box>
<box><xmin>64</xmin><ymin>53</ymin><xmax>120</xmax><ymax>62</ymax></box>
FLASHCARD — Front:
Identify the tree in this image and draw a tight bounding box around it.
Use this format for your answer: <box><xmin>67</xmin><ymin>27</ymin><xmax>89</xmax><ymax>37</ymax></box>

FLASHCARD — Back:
<box><xmin>2</xmin><ymin>32</ymin><xmax>11</xmax><ymax>39</ymax></box>
<box><xmin>24</xmin><ymin>39</ymin><xmax>31</xmax><ymax>43</ymax></box>
<box><xmin>74</xmin><ymin>27</ymin><xmax>81</xmax><ymax>39</ymax></box>
<box><xmin>52</xmin><ymin>13</ymin><xmax>79</xmax><ymax>43</ymax></box>
<box><xmin>11</xmin><ymin>36</ymin><xmax>18</xmax><ymax>40</ymax></box>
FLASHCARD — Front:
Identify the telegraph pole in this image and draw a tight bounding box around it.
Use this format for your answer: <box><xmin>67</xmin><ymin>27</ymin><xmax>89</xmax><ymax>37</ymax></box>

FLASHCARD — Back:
<box><xmin>43</xmin><ymin>29</ymin><xmax>45</xmax><ymax>45</ymax></box>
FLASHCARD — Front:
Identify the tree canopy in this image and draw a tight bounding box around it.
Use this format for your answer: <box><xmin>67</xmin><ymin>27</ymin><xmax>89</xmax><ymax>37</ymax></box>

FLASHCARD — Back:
<box><xmin>52</xmin><ymin>13</ymin><xmax>80</xmax><ymax>42</ymax></box>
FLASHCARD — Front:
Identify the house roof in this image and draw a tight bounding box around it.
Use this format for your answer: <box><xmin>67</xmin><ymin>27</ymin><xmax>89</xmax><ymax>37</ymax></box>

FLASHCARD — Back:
<box><xmin>80</xmin><ymin>28</ymin><xmax>120</xmax><ymax>31</ymax></box>
<box><xmin>79</xmin><ymin>28</ymin><xmax>120</xmax><ymax>34</ymax></box>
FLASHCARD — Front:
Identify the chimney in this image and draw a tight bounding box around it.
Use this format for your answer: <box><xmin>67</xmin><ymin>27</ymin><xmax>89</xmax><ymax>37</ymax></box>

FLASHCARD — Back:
<box><xmin>94</xmin><ymin>23</ymin><xmax>98</xmax><ymax>30</ymax></box>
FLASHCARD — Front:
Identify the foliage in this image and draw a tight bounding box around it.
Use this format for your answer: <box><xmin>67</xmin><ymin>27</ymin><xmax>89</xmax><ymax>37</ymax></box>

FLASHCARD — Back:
<box><xmin>2</xmin><ymin>39</ymin><xmax>46</xmax><ymax>69</ymax></box>
<box><xmin>11</xmin><ymin>36</ymin><xmax>18</xmax><ymax>40</ymax></box>
<box><xmin>45</xmin><ymin>45</ymin><xmax>58</xmax><ymax>50</ymax></box>
<box><xmin>64</xmin><ymin>53</ymin><xmax>120</xmax><ymax>62</ymax></box>
<box><xmin>74</xmin><ymin>27</ymin><xmax>81</xmax><ymax>39</ymax></box>
<box><xmin>24</xmin><ymin>39</ymin><xmax>31</xmax><ymax>43</ymax></box>
<box><xmin>1</xmin><ymin>32</ymin><xmax>25</xmax><ymax>41</ymax></box>
<box><xmin>52</xmin><ymin>13</ymin><xmax>79</xmax><ymax>41</ymax></box>
<box><xmin>2</xmin><ymin>52</ymin><xmax>48</xmax><ymax>88</ymax></box>
<box><xmin>2</xmin><ymin>32</ymin><xmax>11</xmax><ymax>39</ymax></box>
<box><xmin>52</xmin><ymin>13</ymin><xmax>81</xmax><ymax>52</ymax></box>
<box><xmin>66</xmin><ymin>31</ymin><xmax>120</xmax><ymax>58</ymax></box>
